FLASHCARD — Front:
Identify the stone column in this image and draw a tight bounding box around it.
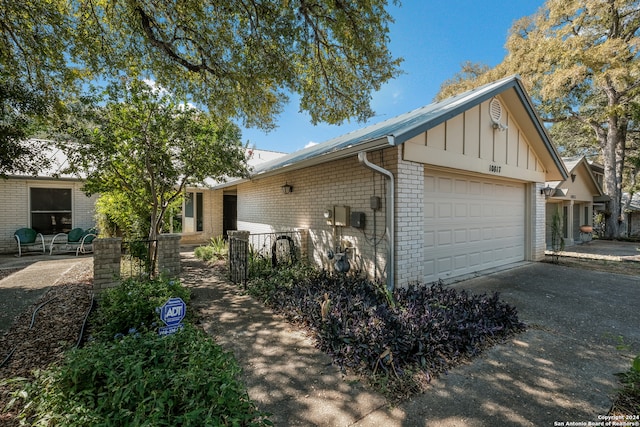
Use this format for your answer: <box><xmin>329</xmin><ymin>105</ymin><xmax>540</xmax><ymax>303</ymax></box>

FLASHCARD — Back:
<box><xmin>156</xmin><ymin>234</ymin><xmax>181</xmax><ymax>278</ymax></box>
<box><xmin>93</xmin><ymin>237</ymin><xmax>122</xmax><ymax>293</ymax></box>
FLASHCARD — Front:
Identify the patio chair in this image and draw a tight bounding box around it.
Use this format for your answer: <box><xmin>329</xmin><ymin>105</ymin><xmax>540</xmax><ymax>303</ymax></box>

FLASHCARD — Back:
<box><xmin>14</xmin><ymin>228</ymin><xmax>46</xmax><ymax>257</ymax></box>
<box><xmin>49</xmin><ymin>228</ymin><xmax>97</xmax><ymax>256</ymax></box>
<box><xmin>76</xmin><ymin>230</ymin><xmax>97</xmax><ymax>255</ymax></box>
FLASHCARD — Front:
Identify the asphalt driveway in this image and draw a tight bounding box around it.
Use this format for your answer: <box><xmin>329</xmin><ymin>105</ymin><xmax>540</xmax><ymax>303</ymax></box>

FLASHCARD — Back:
<box><xmin>359</xmin><ymin>262</ymin><xmax>639</xmax><ymax>426</ymax></box>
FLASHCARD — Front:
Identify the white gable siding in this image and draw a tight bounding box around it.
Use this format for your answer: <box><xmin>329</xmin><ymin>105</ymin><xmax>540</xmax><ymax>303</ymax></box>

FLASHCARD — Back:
<box><xmin>403</xmin><ymin>96</ymin><xmax>547</xmax><ymax>183</ymax></box>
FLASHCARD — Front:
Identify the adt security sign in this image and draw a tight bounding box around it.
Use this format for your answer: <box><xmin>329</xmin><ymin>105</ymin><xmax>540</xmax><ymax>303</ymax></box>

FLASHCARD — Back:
<box><xmin>158</xmin><ymin>297</ymin><xmax>186</xmax><ymax>336</ymax></box>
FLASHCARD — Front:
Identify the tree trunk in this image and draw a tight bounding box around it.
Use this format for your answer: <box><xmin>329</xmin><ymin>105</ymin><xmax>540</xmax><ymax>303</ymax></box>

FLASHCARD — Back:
<box><xmin>603</xmin><ymin>116</ymin><xmax>626</xmax><ymax>239</ymax></box>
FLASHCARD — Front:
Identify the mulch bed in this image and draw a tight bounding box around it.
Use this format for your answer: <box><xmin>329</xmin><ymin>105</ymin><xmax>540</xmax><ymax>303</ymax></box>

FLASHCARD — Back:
<box><xmin>0</xmin><ymin>263</ymin><xmax>93</xmax><ymax>426</ymax></box>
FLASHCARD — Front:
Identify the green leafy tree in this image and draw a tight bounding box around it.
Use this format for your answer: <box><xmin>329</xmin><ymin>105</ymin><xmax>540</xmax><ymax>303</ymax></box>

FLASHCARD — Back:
<box><xmin>1</xmin><ymin>0</ymin><xmax>402</xmax><ymax>173</ymax></box>
<box><xmin>62</xmin><ymin>78</ymin><xmax>248</xmax><ymax>266</ymax></box>
<box><xmin>0</xmin><ymin>77</ymin><xmax>52</xmax><ymax>177</ymax></box>
<box><xmin>437</xmin><ymin>0</ymin><xmax>640</xmax><ymax>238</ymax></box>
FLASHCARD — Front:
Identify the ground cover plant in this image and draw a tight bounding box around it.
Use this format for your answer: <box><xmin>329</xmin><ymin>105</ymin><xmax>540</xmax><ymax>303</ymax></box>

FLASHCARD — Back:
<box><xmin>6</xmin><ymin>276</ymin><xmax>270</xmax><ymax>426</ymax></box>
<box><xmin>609</xmin><ymin>354</ymin><xmax>640</xmax><ymax>415</ymax></box>
<box><xmin>248</xmin><ymin>265</ymin><xmax>525</xmax><ymax>399</ymax></box>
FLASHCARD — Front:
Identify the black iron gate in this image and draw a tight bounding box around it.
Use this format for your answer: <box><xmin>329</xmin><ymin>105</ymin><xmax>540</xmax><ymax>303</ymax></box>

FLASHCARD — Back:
<box><xmin>228</xmin><ymin>234</ymin><xmax>248</xmax><ymax>287</ymax></box>
<box><xmin>121</xmin><ymin>239</ymin><xmax>156</xmax><ymax>279</ymax></box>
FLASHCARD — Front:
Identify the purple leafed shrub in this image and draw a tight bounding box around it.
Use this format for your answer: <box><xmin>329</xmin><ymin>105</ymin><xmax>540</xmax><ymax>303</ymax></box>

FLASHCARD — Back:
<box><xmin>249</xmin><ymin>268</ymin><xmax>525</xmax><ymax>383</ymax></box>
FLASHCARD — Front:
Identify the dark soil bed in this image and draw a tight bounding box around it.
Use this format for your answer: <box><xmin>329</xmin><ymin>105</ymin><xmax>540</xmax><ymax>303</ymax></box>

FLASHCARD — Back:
<box><xmin>0</xmin><ymin>263</ymin><xmax>93</xmax><ymax>426</ymax></box>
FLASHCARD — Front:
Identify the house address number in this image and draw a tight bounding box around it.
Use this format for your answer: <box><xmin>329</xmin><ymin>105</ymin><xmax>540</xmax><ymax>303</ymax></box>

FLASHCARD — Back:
<box><xmin>489</xmin><ymin>164</ymin><xmax>502</xmax><ymax>173</ymax></box>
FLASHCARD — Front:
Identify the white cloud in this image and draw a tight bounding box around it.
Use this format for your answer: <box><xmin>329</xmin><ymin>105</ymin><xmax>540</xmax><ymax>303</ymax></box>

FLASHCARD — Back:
<box><xmin>304</xmin><ymin>141</ymin><xmax>318</xmax><ymax>149</ymax></box>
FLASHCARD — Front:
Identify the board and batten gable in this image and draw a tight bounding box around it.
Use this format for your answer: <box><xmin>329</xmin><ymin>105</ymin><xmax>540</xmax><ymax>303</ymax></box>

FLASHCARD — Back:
<box><xmin>402</xmin><ymin>96</ymin><xmax>547</xmax><ymax>183</ymax></box>
<box><xmin>398</xmin><ymin>95</ymin><xmax>550</xmax><ymax>283</ymax></box>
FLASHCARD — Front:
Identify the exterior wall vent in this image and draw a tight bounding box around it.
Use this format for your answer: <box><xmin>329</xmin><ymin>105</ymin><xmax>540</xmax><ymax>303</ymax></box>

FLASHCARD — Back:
<box><xmin>489</xmin><ymin>98</ymin><xmax>507</xmax><ymax>131</ymax></box>
<box><xmin>489</xmin><ymin>98</ymin><xmax>502</xmax><ymax>123</ymax></box>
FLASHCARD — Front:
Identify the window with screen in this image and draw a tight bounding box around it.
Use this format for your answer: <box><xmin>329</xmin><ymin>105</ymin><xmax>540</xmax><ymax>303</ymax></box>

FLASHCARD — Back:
<box><xmin>30</xmin><ymin>188</ymin><xmax>72</xmax><ymax>234</ymax></box>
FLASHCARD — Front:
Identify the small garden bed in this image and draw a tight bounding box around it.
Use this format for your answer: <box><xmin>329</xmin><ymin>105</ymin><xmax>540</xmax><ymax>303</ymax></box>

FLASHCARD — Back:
<box><xmin>247</xmin><ymin>264</ymin><xmax>526</xmax><ymax>400</ymax></box>
<box><xmin>3</xmin><ymin>276</ymin><xmax>270</xmax><ymax>426</ymax></box>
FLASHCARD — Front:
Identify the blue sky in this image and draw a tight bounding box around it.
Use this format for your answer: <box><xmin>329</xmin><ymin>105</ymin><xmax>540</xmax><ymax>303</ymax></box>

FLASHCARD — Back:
<box><xmin>241</xmin><ymin>0</ymin><xmax>544</xmax><ymax>154</ymax></box>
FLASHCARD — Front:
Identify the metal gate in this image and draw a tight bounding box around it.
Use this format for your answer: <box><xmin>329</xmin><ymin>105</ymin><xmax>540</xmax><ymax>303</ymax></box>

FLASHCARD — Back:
<box><xmin>121</xmin><ymin>239</ymin><xmax>156</xmax><ymax>279</ymax></box>
<box><xmin>228</xmin><ymin>232</ymin><xmax>248</xmax><ymax>287</ymax></box>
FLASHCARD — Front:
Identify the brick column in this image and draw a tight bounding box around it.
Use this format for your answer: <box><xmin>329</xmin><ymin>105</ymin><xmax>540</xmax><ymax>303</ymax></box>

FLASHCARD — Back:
<box><xmin>93</xmin><ymin>237</ymin><xmax>122</xmax><ymax>293</ymax></box>
<box><xmin>156</xmin><ymin>234</ymin><xmax>181</xmax><ymax>278</ymax></box>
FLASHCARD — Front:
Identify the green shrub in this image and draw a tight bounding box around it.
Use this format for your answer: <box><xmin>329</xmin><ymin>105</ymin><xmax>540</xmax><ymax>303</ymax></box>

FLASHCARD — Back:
<box><xmin>195</xmin><ymin>236</ymin><xmax>228</xmax><ymax>262</ymax></box>
<box><xmin>194</xmin><ymin>245</ymin><xmax>215</xmax><ymax>261</ymax></box>
<box><xmin>91</xmin><ymin>276</ymin><xmax>191</xmax><ymax>341</ymax></box>
<box><xmin>9</xmin><ymin>325</ymin><xmax>271</xmax><ymax>426</ymax></box>
<box><xmin>247</xmin><ymin>262</ymin><xmax>317</xmax><ymax>304</ymax></box>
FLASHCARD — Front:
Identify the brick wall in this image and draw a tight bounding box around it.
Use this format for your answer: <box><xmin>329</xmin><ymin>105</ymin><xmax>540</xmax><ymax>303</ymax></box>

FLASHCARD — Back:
<box><xmin>394</xmin><ymin>150</ymin><xmax>425</xmax><ymax>286</ymax></box>
<box><xmin>93</xmin><ymin>234</ymin><xmax>182</xmax><ymax>293</ymax></box>
<box><xmin>156</xmin><ymin>234</ymin><xmax>181</xmax><ymax>277</ymax></box>
<box><xmin>93</xmin><ymin>237</ymin><xmax>122</xmax><ymax>293</ymax></box>
<box><xmin>0</xmin><ymin>179</ymin><xmax>97</xmax><ymax>254</ymax></box>
<box><xmin>236</xmin><ymin>149</ymin><xmax>393</xmax><ymax>283</ymax></box>
<box><xmin>533</xmin><ymin>183</ymin><xmax>547</xmax><ymax>260</ymax></box>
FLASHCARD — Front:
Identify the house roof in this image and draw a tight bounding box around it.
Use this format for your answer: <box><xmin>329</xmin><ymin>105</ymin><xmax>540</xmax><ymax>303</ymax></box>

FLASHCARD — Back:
<box><xmin>546</xmin><ymin>156</ymin><xmax>603</xmax><ymax>197</ymax></box>
<box><xmin>623</xmin><ymin>193</ymin><xmax>640</xmax><ymax>212</ymax></box>
<box><xmin>214</xmin><ymin>75</ymin><xmax>566</xmax><ymax>188</ymax></box>
<box><xmin>5</xmin><ymin>140</ymin><xmax>82</xmax><ymax>181</ymax></box>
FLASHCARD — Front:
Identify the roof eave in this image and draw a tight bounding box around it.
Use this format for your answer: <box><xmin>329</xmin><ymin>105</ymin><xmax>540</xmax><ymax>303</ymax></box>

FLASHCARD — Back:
<box><xmin>210</xmin><ymin>138</ymin><xmax>391</xmax><ymax>190</ymax></box>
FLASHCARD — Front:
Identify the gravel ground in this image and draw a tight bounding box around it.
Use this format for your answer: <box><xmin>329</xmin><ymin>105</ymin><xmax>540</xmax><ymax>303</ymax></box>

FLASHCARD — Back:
<box><xmin>0</xmin><ymin>262</ymin><xmax>93</xmax><ymax>426</ymax></box>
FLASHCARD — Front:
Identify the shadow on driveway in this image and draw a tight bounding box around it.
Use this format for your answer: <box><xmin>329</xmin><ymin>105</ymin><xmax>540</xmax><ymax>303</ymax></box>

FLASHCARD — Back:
<box><xmin>372</xmin><ymin>262</ymin><xmax>639</xmax><ymax>426</ymax></box>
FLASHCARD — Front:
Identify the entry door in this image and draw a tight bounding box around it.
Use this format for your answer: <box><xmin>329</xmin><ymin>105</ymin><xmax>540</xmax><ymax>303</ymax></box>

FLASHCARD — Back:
<box><xmin>423</xmin><ymin>171</ymin><xmax>526</xmax><ymax>282</ymax></box>
<box><xmin>223</xmin><ymin>195</ymin><xmax>237</xmax><ymax>238</ymax></box>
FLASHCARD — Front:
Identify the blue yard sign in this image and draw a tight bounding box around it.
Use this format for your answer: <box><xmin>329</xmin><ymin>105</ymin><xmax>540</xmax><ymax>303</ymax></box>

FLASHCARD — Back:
<box><xmin>158</xmin><ymin>297</ymin><xmax>186</xmax><ymax>336</ymax></box>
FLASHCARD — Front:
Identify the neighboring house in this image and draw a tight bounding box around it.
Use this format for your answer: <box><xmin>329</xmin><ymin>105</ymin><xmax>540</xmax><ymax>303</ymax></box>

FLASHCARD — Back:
<box><xmin>208</xmin><ymin>75</ymin><xmax>568</xmax><ymax>288</ymax></box>
<box><xmin>622</xmin><ymin>193</ymin><xmax>640</xmax><ymax>237</ymax></box>
<box><xmin>0</xmin><ymin>143</ymin><xmax>281</xmax><ymax>254</ymax></box>
<box><xmin>543</xmin><ymin>156</ymin><xmax>604</xmax><ymax>247</ymax></box>
<box><xmin>0</xmin><ymin>144</ymin><xmax>98</xmax><ymax>254</ymax></box>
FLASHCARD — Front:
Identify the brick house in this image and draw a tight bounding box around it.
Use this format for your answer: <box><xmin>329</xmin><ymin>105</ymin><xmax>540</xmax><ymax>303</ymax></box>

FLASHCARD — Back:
<box><xmin>0</xmin><ymin>147</ymin><xmax>282</xmax><ymax>255</ymax></box>
<box><xmin>208</xmin><ymin>76</ymin><xmax>568</xmax><ymax>288</ymax></box>
<box><xmin>0</xmin><ymin>145</ymin><xmax>99</xmax><ymax>254</ymax></box>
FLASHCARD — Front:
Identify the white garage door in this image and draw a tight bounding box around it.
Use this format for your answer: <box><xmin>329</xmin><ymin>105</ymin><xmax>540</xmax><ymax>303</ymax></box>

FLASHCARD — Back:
<box><xmin>423</xmin><ymin>170</ymin><xmax>525</xmax><ymax>283</ymax></box>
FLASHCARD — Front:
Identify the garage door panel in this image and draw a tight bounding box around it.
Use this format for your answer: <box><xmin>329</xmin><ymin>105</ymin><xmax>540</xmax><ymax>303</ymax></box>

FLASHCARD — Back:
<box><xmin>438</xmin><ymin>203</ymin><xmax>452</xmax><ymax>218</ymax></box>
<box><xmin>437</xmin><ymin>230</ymin><xmax>452</xmax><ymax>245</ymax></box>
<box><xmin>423</xmin><ymin>171</ymin><xmax>525</xmax><ymax>282</ymax></box>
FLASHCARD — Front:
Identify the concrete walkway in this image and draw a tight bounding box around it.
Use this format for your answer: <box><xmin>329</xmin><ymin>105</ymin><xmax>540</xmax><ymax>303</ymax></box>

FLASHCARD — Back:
<box><xmin>547</xmin><ymin>239</ymin><xmax>640</xmax><ymax>262</ymax></box>
<box><xmin>0</xmin><ymin>254</ymin><xmax>90</xmax><ymax>333</ymax></box>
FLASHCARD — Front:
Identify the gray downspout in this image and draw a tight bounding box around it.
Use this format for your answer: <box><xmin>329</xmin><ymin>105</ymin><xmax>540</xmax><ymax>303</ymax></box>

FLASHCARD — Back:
<box><xmin>357</xmin><ymin>151</ymin><xmax>395</xmax><ymax>291</ymax></box>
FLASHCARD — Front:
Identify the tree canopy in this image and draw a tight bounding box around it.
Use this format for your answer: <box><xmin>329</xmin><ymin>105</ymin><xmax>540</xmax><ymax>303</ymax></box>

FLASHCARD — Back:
<box><xmin>437</xmin><ymin>0</ymin><xmax>640</xmax><ymax>238</ymax></box>
<box><xmin>61</xmin><ymin>78</ymin><xmax>248</xmax><ymax>252</ymax></box>
<box><xmin>1</xmin><ymin>0</ymin><xmax>402</xmax><ymax>129</ymax></box>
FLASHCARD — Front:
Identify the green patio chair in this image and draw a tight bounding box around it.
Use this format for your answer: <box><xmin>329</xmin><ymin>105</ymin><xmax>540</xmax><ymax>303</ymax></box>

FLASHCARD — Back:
<box><xmin>76</xmin><ymin>229</ymin><xmax>97</xmax><ymax>255</ymax></box>
<box><xmin>14</xmin><ymin>228</ymin><xmax>45</xmax><ymax>257</ymax></box>
<box><xmin>49</xmin><ymin>227</ymin><xmax>97</xmax><ymax>256</ymax></box>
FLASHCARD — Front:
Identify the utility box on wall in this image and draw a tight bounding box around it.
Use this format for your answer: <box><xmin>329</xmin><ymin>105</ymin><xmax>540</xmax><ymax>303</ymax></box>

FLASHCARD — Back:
<box><xmin>334</xmin><ymin>206</ymin><xmax>350</xmax><ymax>227</ymax></box>
<box><xmin>350</xmin><ymin>211</ymin><xmax>365</xmax><ymax>229</ymax></box>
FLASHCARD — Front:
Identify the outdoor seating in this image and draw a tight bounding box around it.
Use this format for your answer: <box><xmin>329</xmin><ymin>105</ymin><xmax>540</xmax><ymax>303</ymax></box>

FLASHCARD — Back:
<box><xmin>13</xmin><ymin>228</ymin><xmax>46</xmax><ymax>257</ymax></box>
<box><xmin>49</xmin><ymin>228</ymin><xmax>97</xmax><ymax>256</ymax></box>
